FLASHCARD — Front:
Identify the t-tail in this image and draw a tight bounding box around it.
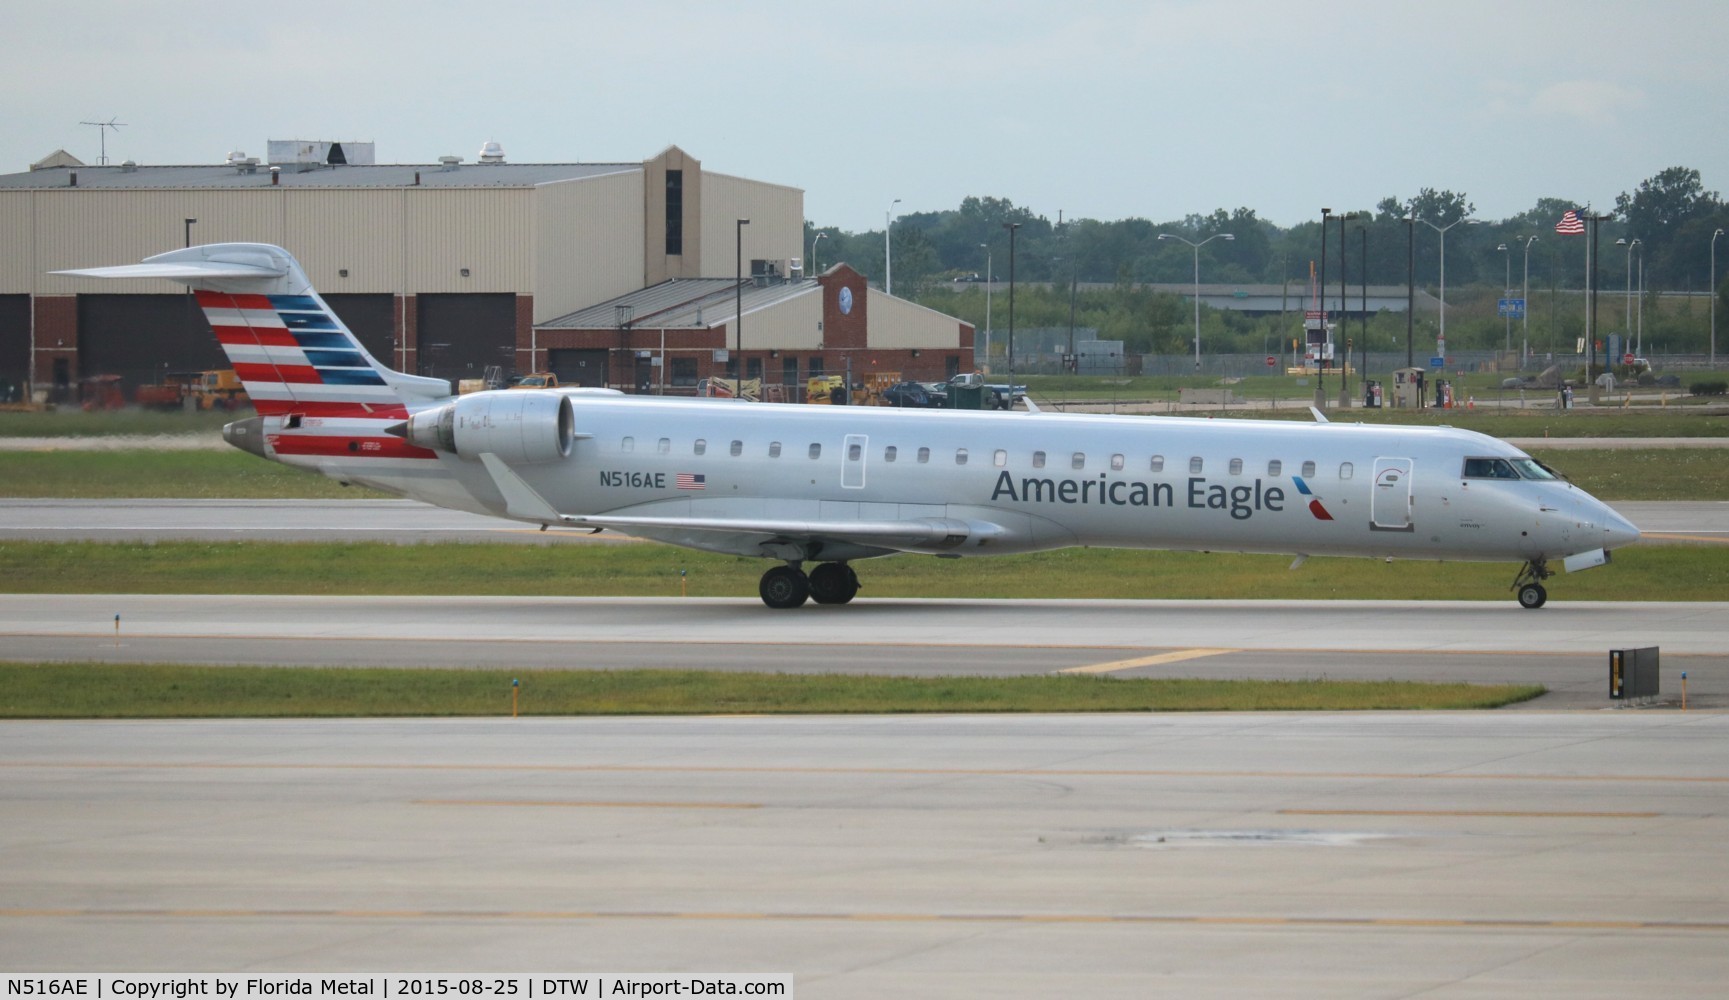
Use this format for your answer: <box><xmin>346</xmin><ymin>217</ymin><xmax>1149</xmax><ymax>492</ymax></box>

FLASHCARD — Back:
<box><xmin>56</xmin><ymin>243</ymin><xmax>453</xmax><ymax>477</ymax></box>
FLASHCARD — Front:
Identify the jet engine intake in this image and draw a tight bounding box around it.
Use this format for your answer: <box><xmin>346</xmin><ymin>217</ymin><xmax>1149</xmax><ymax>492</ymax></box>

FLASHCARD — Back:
<box><xmin>404</xmin><ymin>391</ymin><xmax>574</xmax><ymax>464</ymax></box>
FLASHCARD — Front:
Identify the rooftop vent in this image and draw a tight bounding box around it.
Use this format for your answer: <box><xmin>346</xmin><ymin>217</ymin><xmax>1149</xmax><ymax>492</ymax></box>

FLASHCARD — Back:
<box><xmin>438</xmin><ymin>155</ymin><xmax>462</xmax><ymax>172</ymax></box>
<box><xmin>478</xmin><ymin>140</ymin><xmax>505</xmax><ymax>164</ymax></box>
<box><xmin>227</xmin><ymin>151</ymin><xmax>261</xmax><ymax>175</ymax></box>
<box><xmin>120</xmin><ymin>160</ymin><xmax>138</xmax><ymax>173</ymax></box>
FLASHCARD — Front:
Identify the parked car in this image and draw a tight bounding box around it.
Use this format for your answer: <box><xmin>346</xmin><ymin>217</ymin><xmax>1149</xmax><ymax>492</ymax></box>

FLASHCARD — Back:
<box><xmin>881</xmin><ymin>381</ymin><xmax>937</xmax><ymax>407</ymax></box>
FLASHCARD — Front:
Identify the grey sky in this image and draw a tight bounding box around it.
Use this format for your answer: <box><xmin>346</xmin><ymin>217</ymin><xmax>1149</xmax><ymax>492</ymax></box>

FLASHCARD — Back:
<box><xmin>5</xmin><ymin>0</ymin><xmax>1722</xmax><ymax>232</ymax></box>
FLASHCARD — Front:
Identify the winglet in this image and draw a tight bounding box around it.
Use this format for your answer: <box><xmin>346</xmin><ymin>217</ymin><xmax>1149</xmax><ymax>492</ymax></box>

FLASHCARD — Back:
<box><xmin>1308</xmin><ymin>406</ymin><xmax>1330</xmax><ymax>424</ymax></box>
<box><xmin>478</xmin><ymin>453</ymin><xmax>569</xmax><ymax>523</ymax></box>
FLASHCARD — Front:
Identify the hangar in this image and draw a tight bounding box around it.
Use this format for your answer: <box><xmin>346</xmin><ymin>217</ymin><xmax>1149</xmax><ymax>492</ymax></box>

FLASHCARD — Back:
<box><xmin>0</xmin><ymin>143</ymin><xmax>972</xmax><ymax>403</ymax></box>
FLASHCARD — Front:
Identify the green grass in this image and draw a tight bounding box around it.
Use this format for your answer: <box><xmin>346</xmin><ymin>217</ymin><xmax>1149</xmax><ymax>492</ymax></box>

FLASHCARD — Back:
<box><xmin>0</xmin><ymin>663</ymin><xmax>1544</xmax><ymax>717</ymax></box>
<box><xmin>0</xmin><ymin>409</ymin><xmax>238</xmax><ymax>437</ymax></box>
<box><xmin>4</xmin><ymin>445</ymin><xmax>1724</xmax><ymax>501</ymax></box>
<box><xmin>0</xmin><ymin>540</ymin><xmax>1720</xmax><ymax>601</ymax></box>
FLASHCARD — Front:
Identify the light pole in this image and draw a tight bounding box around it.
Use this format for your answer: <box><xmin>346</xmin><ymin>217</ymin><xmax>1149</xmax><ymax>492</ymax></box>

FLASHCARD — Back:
<box><xmin>1521</xmin><ymin>236</ymin><xmax>1539</xmax><ymax>369</ymax></box>
<box><xmin>1338</xmin><ymin>212</ymin><xmax>1358</xmax><ymax>404</ymax></box>
<box><xmin>1157</xmin><ymin>231</ymin><xmax>1234</xmax><ymax>371</ymax></box>
<box><xmin>184</xmin><ymin>218</ymin><xmax>197</xmax><ymax>248</ymax></box>
<box><xmin>808</xmin><ymin>231</ymin><xmax>826</xmax><ymax>275</ymax></box>
<box><xmin>1320</xmin><ymin>208</ymin><xmax>1332</xmax><ymax>374</ymax></box>
<box><xmin>1003</xmin><ymin>223</ymin><xmax>1021</xmax><ymax>391</ymax></box>
<box><xmin>884</xmin><ymin>198</ymin><xmax>901</xmax><ymax>296</ymax></box>
<box><xmin>1497</xmin><ymin>243</ymin><xmax>1511</xmax><ymax>361</ymax></box>
<box><xmin>735</xmin><ymin>218</ymin><xmax>750</xmax><ymax>387</ymax></box>
<box><xmin>979</xmin><ymin>242</ymin><xmax>993</xmax><ymax>369</ymax></box>
<box><xmin>1616</xmin><ymin>238</ymin><xmax>1642</xmax><ymax>343</ymax></box>
<box><xmin>1415</xmin><ymin>214</ymin><xmax>1478</xmax><ymax>360</ymax></box>
<box><xmin>1713</xmin><ymin>228</ymin><xmax>1723</xmax><ymax>369</ymax></box>
<box><xmin>1404</xmin><ymin>211</ymin><xmax>1415</xmax><ymax>370</ymax></box>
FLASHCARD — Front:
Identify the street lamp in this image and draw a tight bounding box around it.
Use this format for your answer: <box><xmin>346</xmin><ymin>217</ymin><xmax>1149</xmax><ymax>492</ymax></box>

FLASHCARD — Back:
<box><xmin>979</xmin><ymin>242</ymin><xmax>993</xmax><ymax>368</ymax></box>
<box><xmin>1157</xmin><ymin>231</ymin><xmax>1234</xmax><ymax>371</ymax></box>
<box><xmin>1338</xmin><ymin>212</ymin><xmax>1358</xmax><ymax>404</ymax></box>
<box><xmin>884</xmin><ymin>198</ymin><xmax>901</xmax><ymax>295</ymax></box>
<box><xmin>1713</xmin><ymin>228</ymin><xmax>1724</xmax><ymax>369</ymax></box>
<box><xmin>1616</xmin><ymin>238</ymin><xmax>1642</xmax><ymax>345</ymax></box>
<box><xmin>1003</xmin><ymin>222</ymin><xmax>1021</xmax><ymax>390</ymax></box>
<box><xmin>1521</xmin><ymin>236</ymin><xmax>1539</xmax><ymax>369</ymax></box>
<box><xmin>1497</xmin><ymin>243</ymin><xmax>1511</xmax><ymax>361</ymax></box>
<box><xmin>735</xmin><ymin>218</ymin><xmax>750</xmax><ymax>387</ymax></box>
<box><xmin>808</xmin><ymin>231</ymin><xmax>827</xmax><ymax>275</ymax></box>
<box><xmin>1414</xmin><ymin>214</ymin><xmax>1478</xmax><ymax>359</ymax></box>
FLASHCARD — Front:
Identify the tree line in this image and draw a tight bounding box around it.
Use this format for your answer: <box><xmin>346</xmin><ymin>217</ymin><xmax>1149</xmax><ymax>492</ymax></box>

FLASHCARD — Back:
<box><xmin>803</xmin><ymin>167</ymin><xmax>1728</xmax><ymax>357</ymax></box>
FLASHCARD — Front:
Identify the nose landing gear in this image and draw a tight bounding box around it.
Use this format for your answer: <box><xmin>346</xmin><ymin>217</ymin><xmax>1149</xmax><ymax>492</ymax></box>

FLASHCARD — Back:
<box><xmin>1511</xmin><ymin>559</ymin><xmax>1552</xmax><ymax>609</ymax></box>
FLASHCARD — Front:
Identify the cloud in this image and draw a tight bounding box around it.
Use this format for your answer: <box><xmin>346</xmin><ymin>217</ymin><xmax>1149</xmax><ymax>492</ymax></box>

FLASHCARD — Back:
<box><xmin>1529</xmin><ymin>80</ymin><xmax>1644</xmax><ymax>125</ymax></box>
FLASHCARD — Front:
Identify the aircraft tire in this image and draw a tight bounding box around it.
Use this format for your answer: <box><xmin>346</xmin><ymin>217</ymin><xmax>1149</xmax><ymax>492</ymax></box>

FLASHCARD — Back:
<box><xmin>808</xmin><ymin>562</ymin><xmax>860</xmax><ymax>605</ymax></box>
<box><xmin>760</xmin><ymin>565</ymin><xmax>811</xmax><ymax>609</ymax></box>
<box><xmin>1517</xmin><ymin>582</ymin><xmax>1548</xmax><ymax>609</ymax></box>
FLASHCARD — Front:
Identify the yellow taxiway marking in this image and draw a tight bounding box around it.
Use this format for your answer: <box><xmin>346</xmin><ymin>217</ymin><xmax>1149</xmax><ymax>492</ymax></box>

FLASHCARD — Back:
<box><xmin>6</xmin><ymin>760</ymin><xmax>1726</xmax><ymax>784</ymax></box>
<box><xmin>1</xmin><ymin>907</ymin><xmax>1725</xmax><ymax>933</ymax></box>
<box><xmin>1642</xmin><ymin>532</ymin><xmax>1729</xmax><ymax>545</ymax></box>
<box><xmin>1060</xmin><ymin>648</ymin><xmax>1238</xmax><ymax>674</ymax></box>
<box><xmin>1280</xmin><ymin>808</ymin><xmax>1661</xmax><ymax>819</ymax></box>
<box><xmin>415</xmin><ymin>799</ymin><xmax>760</xmax><ymax>810</ymax></box>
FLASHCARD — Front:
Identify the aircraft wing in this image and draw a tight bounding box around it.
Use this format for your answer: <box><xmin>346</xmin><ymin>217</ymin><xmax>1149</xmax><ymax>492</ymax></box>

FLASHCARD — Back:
<box><xmin>478</xmin><ymin>453</ymin><xmax>1002</xmax><ymax>554</ymax></box>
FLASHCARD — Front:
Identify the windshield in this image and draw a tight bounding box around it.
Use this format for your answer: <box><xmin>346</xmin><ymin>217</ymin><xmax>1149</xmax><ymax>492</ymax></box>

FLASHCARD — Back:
<box><xmin>1510</xmin><ymin>457</ymin><xmax>1559</xmax><ymax>481</ymax></box>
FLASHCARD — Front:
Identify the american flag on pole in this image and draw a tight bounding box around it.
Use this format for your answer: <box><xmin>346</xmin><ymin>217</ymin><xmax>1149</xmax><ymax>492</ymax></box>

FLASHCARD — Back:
<box><xmin>676</xmin><ymin>472</ymin><xmax>706</xmax><ymax>490</ymax></box>
<box><xmin>1555</xmin><ymin>209</ymin><xmax>1586</xmax><ymax>235</ymax></box>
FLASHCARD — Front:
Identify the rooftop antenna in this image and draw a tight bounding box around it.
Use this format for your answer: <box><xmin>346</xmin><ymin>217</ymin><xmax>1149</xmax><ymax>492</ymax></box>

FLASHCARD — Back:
<box><xmin>79</xmin><ymin>117</ymin><xmax>126</xmax><ymax>165</ymax></box>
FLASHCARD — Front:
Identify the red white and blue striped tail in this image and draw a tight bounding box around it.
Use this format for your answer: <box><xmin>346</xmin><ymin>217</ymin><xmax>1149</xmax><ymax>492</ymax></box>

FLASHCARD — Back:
<box><xmin>55</xmin><ymin>243</ymin><xmax>452</xmax><ymax>466</ymax></box>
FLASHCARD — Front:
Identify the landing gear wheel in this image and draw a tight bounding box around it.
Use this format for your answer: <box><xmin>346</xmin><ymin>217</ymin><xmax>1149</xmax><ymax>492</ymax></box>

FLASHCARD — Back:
<box><xmin>759</xmin><ymin>565</ymin><xmax>810</xmax><ymax>609</ymax></box>
<box><xmin>1518</xmin><ymin>582</ymin><xmax>1548</xmax><ymax>610</ymax></box>
<box><xmin>808</xmin><ymin>562</ymin><xmax>860</xmax><ymax>605</ymax></box>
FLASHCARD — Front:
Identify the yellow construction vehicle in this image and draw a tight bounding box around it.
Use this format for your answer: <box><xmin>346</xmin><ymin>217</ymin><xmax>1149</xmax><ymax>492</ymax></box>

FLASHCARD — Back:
<box><xmin>805</xmin><ymin>375</ymin><xmax>847</xmax><ymax>404</ymax></box>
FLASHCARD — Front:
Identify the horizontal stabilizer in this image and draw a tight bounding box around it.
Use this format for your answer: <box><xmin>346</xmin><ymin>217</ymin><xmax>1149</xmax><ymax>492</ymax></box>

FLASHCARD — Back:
<box><xmin>54</xmin><ymin>260</ymin><xmax>287</xmax><ymax>282</ymax></box>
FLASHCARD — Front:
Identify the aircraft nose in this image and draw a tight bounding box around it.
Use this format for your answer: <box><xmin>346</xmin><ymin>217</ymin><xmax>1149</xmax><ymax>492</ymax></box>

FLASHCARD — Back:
<box><xmin>1602</xmin><ymin>506</ymin><xmax>1641</xmax><ymax>549</ymax></box>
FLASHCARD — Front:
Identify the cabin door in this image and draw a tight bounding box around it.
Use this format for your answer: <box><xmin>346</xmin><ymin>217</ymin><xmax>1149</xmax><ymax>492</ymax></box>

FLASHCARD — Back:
<box><xmin>1371</xmin><ymin>457</ymin><xmax>1414</xmax><ymax>531</ymax></box>
<box><xmin>842</xmin><ymin>434</ymin><xmax>868</xmax><ymax>489</ymax></box>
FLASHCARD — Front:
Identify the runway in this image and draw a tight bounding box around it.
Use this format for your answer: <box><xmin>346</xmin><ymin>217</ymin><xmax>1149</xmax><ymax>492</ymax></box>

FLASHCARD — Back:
<box><xmin>5</xmin><ymin>594</ymin><xmax>1726</xmax><ymax>709</ymax></box>
<box><xmin>2</xmin><ymin>713</ymin><xmax>1726</xmax><ymax>996</ymax></box>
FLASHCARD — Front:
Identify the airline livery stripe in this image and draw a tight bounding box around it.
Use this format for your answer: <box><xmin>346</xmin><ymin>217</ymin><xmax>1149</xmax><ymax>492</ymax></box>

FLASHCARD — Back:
<box><xmin>212</xmin><ymin>327</ymin><xmax>300</xmax><ymax>348</ymax></box>
<box><xmin>268</xmin><ymin>436</ymin><xmax>438</xmax><ymax>460</ymax></box>
<box><xmin>244</xmin><ymin>383</ymin><xmax>401</xmax><ymax>401</ymax></box>
<box><xmin>250</xmin><ymin>400</ymin><xmax>409</xmax><ymax>419</ymax></box>
<box><xmin>233</xmin><ymin>362</ymin><xmax>322</xmax><ymax>384</ymax></box>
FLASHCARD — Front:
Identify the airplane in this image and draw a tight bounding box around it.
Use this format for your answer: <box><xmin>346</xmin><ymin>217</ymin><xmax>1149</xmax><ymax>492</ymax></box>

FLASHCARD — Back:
<box><xmin>58</xmin><ymin>243</ymin><xmax>1641</xmax><ymax>610</ymax></box>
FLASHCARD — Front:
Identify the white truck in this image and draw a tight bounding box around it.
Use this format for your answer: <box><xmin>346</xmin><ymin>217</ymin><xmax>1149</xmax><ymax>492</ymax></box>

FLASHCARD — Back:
<box><xmin>945</xmin><ymin>372</ymin><xmax>1029</xmax><ymax>409</ymax></box>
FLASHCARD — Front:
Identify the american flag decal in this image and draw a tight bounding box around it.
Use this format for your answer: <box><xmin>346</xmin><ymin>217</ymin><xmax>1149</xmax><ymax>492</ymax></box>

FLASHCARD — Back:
<box><xmin>676</xmin><ymin>473</ymin><xmax>706</xmax><ymax>490</ymax></box>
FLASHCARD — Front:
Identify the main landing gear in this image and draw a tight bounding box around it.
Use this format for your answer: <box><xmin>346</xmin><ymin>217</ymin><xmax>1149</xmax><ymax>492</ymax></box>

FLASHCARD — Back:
<box><xmin>1511</xmin><ymin>559</ymin><xmax>1552</xmax><ymax>609</ymax></box>
<box><xmin>758</xmin><ymin>562</ymin><xmax>860</xmax><ymax>609</ymax></box>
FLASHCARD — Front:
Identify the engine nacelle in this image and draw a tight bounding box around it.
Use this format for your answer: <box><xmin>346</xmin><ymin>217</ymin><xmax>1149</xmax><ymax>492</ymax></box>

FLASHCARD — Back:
<box><xmin>405</xmin><ymin>391</ymin><xmax>575</xmax><ymax>464</ymax></box>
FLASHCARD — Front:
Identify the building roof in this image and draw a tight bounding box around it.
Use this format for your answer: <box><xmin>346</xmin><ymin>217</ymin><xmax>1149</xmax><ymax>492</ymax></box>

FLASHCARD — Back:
<box><xmin>540</xmin><ymin>277</ymin><xmax>820</xmax><ymax>330</ymax></box>
<box><xmin>0</xmin><ymin>162</ymin><xmax>639</xmax><ymax>190</ymax></box>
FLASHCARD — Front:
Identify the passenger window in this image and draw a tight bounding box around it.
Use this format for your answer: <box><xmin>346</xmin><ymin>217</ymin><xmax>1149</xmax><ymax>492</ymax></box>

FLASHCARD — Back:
<box><xmin>1268</xmin><ymin>459</ymin><xmax>1282</xmax><ymax>476</ymax></box>
<box><xmin>657</xmin><ymin>438</ymin><xmax>671</xmax><ymax>454</ymax></box>
<box><xmin>1111</xmin><ymin>454</ymin><xmax>1125</xmax><ymax>471</ymax></box>
<box><xmin>848</xmin><ymin>442</ymin><xmax>862</xmax><ymax>461</ymax></box>
<box><xmin>993</xmin><ymin>449</ymin><xmax>1008</xmax><ymax>467</ymax></box>
<box><xmin>884</xmin><ymin>446</ymin><xmax>897</xmax><ymax>462</ymax></box>
<box><xmin>622</xmin><ymin>436</ymin><xmax>635</xmax><ymax>452</ymax></box>
<box><xmin>1072</xmin><ymin>452</ymin><xmax>1086</xmax><ymax>470</ymax></box>
<box><xmin>1032</xmin><ymin>451</ymin><xmax>1046</xmax><ymax>469</ymax></box>
<box><xmin>1189</xmin><ymin>456</ymin><xmax>1204</xmax><ymax>474</ymax></box>
<box><xmin>1340</xmin><ymin>462</ymin><xmax>1353</xmax><ymax>480</ymax></box>
<box><xmin>730</xmin><ymin>440</ymin><xmax>743</xmax><ymax>457</ymax></box>
<box><xmin>1150</xmin><ymin>455</ymin><xmax>1165</xmax><ymax>473</ymax></box>
<box><xmin>768</xmin><ymin>442</ymin><xmax>782</xmax><ymax>458</ymax></box>
<box><xmin>1301</xmin><ymin>460</ymin><xmax>1316</xmax><ymax>478</ymax></box>
<box><xmin>956</xmin><ymin>448</ymin><xmax>969</xmax><ymax>465</ymax></box>
<box><xmin>694</xmin><ymin>439</ymin><xmax>707</xmax><ymax>456</ymax></box>
<box><xmin>917</xmin><ymin>447</ymin><xmax>930</xmax><ymax>464</ymax></box>
<box><xmin>1229</xmin><ymin>458</ymin><xmax>1243</xmax><ymax>475</ymax></box>
<box><xmin>808</xmin><ymin>443</ymin><xmax>822</xmax><ymax>459</ymax></box>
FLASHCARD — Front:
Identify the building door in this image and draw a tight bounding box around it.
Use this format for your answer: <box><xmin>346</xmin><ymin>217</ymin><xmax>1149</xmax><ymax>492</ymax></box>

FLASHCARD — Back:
<box><xmin>416</xmin><ymin>293</ymin><xmax>515</xmax><ymax>387</ymax></box>
<box><xmin>548</xmin><ymin>348</ymin><xmax>609</xmax><ymax>388</ymax></box>
<box><xmin>1371</xmin><ymin>457</ymin><xmax>1414</xmax><ymax>532</ymax></box>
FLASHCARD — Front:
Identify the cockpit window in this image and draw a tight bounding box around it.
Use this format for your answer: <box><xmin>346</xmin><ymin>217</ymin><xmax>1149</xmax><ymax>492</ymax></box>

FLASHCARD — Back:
<box><xmin>1462</xmin><ymin>457</ymin><xmax>1521</xmax><ymax>480</ymax></box>
<box><xmin>1510</xmin><ymin>457</ymin><xmax>1559</xmax><ymax>481</ymax></box>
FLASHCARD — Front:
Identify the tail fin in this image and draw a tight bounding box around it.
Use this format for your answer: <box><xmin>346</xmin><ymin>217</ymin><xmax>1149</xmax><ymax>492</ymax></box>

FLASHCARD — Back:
<box><xmin>56</xmin><ymin>243</ymin><xmax>450</xmax><ymax>419</ymax></box>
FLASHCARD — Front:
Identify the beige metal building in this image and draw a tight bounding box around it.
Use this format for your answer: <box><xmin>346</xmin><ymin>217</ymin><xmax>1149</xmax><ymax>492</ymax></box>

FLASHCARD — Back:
<box><xmin>0</xmin><ymin>143</ymin><xmax>972</xmax><ymax>402</ymax></box>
